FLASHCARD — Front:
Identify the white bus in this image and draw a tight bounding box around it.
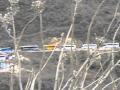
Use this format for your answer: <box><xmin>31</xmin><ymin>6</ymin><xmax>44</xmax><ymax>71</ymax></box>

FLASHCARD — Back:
<box><xmin>102</xmin><ymin>43</ymin><xmax>119</xmax><ymax>48</ymax></box>
<box><xmin>62</xmin><ymin>45</ymin><xmax>76</xmax><ymax>50</ymax></box>
<box><xmin>81</xmin><ymin>44</ymin><xmax>97</xmax><ymax>49</ymax></box>
<box><xmin>20</xmin><ymin>45</ymin><xmax>40</xmax><ymax>51</ymax></box>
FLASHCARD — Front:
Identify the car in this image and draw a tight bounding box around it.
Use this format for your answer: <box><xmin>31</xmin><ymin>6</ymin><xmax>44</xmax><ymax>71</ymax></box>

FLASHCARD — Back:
<box><xmin>0</xmin><ymin>62</ymin><xmax>18</xmax><ymax>73</ymax></box>
<box><xmin>0</xmin><ymin>52</ymin><xmax>9</xmax><ymax>62</ymax></box>
<box><xmin>0</xmin><ymin>54</ymin><xmax>15</xmax><ymax>62</ymax></box>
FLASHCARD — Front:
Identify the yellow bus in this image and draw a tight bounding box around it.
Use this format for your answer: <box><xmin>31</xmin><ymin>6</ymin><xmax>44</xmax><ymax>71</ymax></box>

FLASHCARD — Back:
<box><xmin>43</xmin><ymin>45</ymin><xmax>57</xmax><ymax>50</ymax></box>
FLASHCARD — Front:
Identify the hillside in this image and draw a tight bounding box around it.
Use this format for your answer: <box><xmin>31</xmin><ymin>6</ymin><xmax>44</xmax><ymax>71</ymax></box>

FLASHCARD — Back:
<box><xmin>0</xmin><ymin>0</ymin><xmax>120</xmax><ymax>45</ymax></box>
<box><xmin>0</xmin><ymin>0</ymin><xmax>120</xmax><ymax>90</ymax></box>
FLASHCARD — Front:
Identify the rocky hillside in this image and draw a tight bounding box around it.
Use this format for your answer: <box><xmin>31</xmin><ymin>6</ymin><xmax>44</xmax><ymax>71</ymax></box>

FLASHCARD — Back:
<box><xmin>0</xmin><ymin>0</ymin><xmax>120</xmax><ymax>46</ymax></box>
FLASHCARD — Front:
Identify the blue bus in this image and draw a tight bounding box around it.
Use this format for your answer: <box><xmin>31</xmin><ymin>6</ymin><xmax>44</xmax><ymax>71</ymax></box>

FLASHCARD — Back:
<box><xmin>0</xmin><ymin>47</ymin><xmax>14</xmax><ymax>53</ymax></box>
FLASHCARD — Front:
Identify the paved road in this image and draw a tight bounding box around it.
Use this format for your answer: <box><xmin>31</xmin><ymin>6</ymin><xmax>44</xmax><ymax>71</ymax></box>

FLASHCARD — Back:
<box><xmin>19</xmin><ymin>48</ymin><xmax>120</xmax><ymax>53</ymax></box>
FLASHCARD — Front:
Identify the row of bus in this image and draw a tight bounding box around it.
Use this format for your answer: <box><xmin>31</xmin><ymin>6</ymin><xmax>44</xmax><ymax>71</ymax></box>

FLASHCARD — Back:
<box><xmin>0</xmin><ymin>43</ymin><xmax>119</xmax><ymax>72</ymax></box>
<box><xmin>81</xmin><ymin>43</ymin><xmax>119</xmax><ymax>50</ymax></box>
<box><xmin>18</xmin><ymin>43</ymin><xmax>120</xmax><ymax>51</ymax></box>
<box><xmin>0</xmin><ymin>43</ymin><xmax>119</xmax><ymax>53</ymax></box>
<box><xmin>43</xmin><ymin>43</ymin><xmax>120</xmax><ymax>50</ymax></box>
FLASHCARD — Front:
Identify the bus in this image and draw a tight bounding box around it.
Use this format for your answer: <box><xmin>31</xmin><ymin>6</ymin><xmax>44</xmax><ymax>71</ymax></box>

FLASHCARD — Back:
<box><xmin>81</xmin><ymin>44</ymin><xmax>97</xmax><ymax>49</ymax></box>
<box><xmin>102</xmin><ymin>43</ymin><xmax>119</xmax><ymax>49</ymax></box>
<box><xmin>0</xmin><ymin>47</ymin><xmax>13</xmax><ymax>53</ymax></box>
<box><xmin>20</xmin><ymin>45</ymin><xmax>40</xmax><ymax>51</ymax></box>
<box><xmin>62</xmin><ymin>45</ymin><xmax>76</xmax><ymax>50</ymax></box>
<box><xmin>43</xmin><ymin>45</ymin><xmax>57</xmax><ymax>50</ymax></box>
